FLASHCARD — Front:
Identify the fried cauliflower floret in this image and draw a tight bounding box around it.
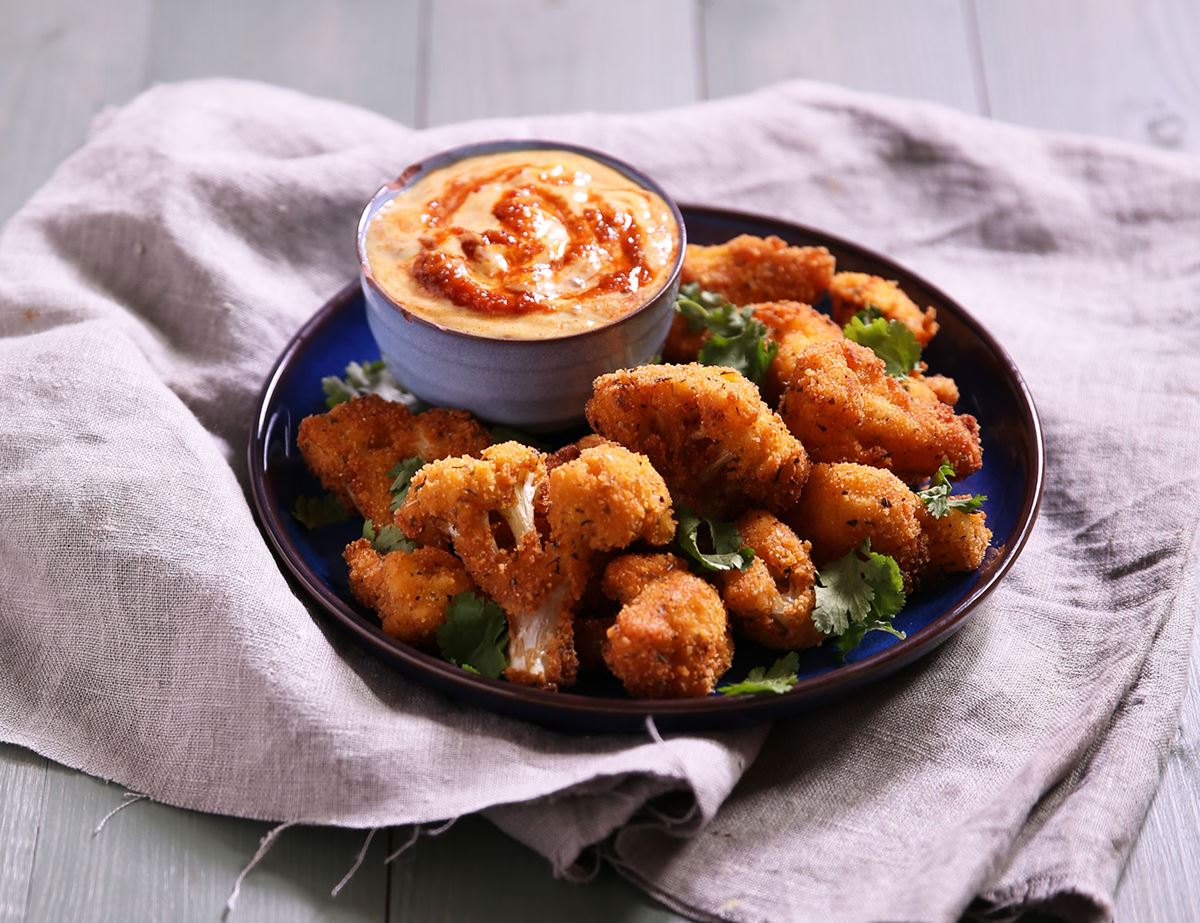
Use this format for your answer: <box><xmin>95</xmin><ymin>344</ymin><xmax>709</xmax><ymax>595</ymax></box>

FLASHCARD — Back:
<box><xmin>603</xmin><ymin>572</ymin><xmax>733</xmax><ymax>699</ymax></box>
<box><xmin>720</xmin><ymin>511</ymin><xmax>822</xmax><ymax>650</ymax></box>
<box><xmin>343</xmin><ymin>539</ymin><xmax>474</xmax><ymax>648</ymax></box>
<box><xmin>547</xmin><ymin>443</ymin><xmax>675</xmax><ymax>550</ymax></box>
<box><xmin>587</xmin><ymin>364</ymin><xmax>810</xmax><ymax>517</ymax></box>
<box><xmin>777</xmin><ymin>340</ymin><xmax>982</xmax><ymax>484</ymax></box>
<box><xmin>663</xmin><ymin>298</ymin><xmax>842</xmax><ymax>376</ymax></box>
<box><xmin>829</xmin><ymin>272</ymin><xmax>938</xmax><ymax>345</ymax></box>
<box><xmin>920</xmin><ymin>504</ymin><xmax>992</xmax><ymax>578</ymax></box>
<box><xmin>788</xmin><ymin>463</ymin><xmax>928</xmax><ymax>588</ymax></box>
<box><xmin>397</xmin><ymin>441</ymin><xmax>676</xmax><ymax>689</ymax></box>
<box><xmin>601</xmin><ymin>553</ymin><xmax>689</xmax><ymax>605</ymax></box>
<box><xmin>297</xmin><ymin>394</ymin><xmax>491</xmax><ymax>523</ymax></box>
<box><xmin>753</xmin><ymin>300</ymin><xmax>846</xmax><ymax>402</ymax></box>
<box><xmin>681</xmin><ymin>235</ymin><xmax>835</xmax><ymax>306</ymax></box>
<box><xmin>902</xmin><ymin>374</ymin><xmax>960</xmax><ymax>407</ymax></box>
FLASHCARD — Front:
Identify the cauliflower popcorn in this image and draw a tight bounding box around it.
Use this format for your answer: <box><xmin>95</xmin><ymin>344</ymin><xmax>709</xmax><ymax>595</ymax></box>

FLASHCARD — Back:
<box><xmin>788</xmin><ymin>462</ymin><xmax>928</xmax><ymax>588</ymax></box>
<box><xmin>296</xmin><ymin>394</ymin><xmax>491</xmax><ymax>524</ymax></box>
<box><xmin>343</xmin><ymin>539</ymin><xmax>474</xmax><ymax>648</ymax></box>
<box><xmin>547</xmin><ymin>442</ymin><xmax>675</xmax><ymax>549</ymax></box>
<box><xmin>601</xmin><ymin>553</ymin><xmax>689</xmax><ymax>605</ymax></box>
<box><xmin>396</xmin><ymin>441</ymin><xmax>675</xmax><ymax>690</ymax></box>
<box><xmin>777</xmin><ymin>339</ymin><xmax>982</xmax><ymax>485</ymax></box>
<box><xmin>720</xmin><ymin>511</ymin><xmax>822</xmax><ymax>650</ymax></box>
<box><xmin>603</xmin><ymin>572</ymin><xmax>734</xmax><ymax>699</ymax></box>
<box><xmin>680</xmin><ymin>235</ymin><xmax>835</xmax><ymax>306</ymax></box>
<box><xmin>828</xmin><ymin>272</ymin><xmax>938</xmax><ymax>346</ymax></box>
<box><xmin>920</xmin><ymin>504</ymin><xmax>993</xmax><ymax>579</ymax></box>
<box><xmin>587</xmin><ymin>364</ymin><xmax>810</xmax><ymax>517</ymax></box>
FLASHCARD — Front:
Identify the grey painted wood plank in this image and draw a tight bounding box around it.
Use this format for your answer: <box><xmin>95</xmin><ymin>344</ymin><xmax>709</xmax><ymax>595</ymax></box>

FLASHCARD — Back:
<box><xmin>389</xmin><ymin>814</ymin><xmax>682</xmax><ymax>921</ymax></box>
<box><xmin>422</xmin><ymin>0</ymin><xmax>701</xmax><ymax>128</ymax></box>
<box><xmin>22</xmin><ymin>761</ymin><xmax>387</xmax><ymax>923</ymax></box>
<box><xmin>700</xmin><ymin>0</ymin><xmax>984</xmax><ymax>114</ymax></box>
<box><xmin>0</xmin><ymin>745</ymin><xmax>47</xmax><ymax>923</ymax></box>
<box><xmin>0</xmin><ymin>0</ymin><xmax>151</xmax><ymax>224</ymax></box>
<box><xmin>1115</xmin><ymin>578</ymin><xmax>1200</xmax><ymax>922</ymax></box>
<box><xmin>144</xmin><ymin>0</ymin><xmax>421</xmax><ymax>126</ymax></box>
<box><xmin>973</xmin><ymin>0</ymin><xmax>1200</xmax><ymax>152</ymax></box>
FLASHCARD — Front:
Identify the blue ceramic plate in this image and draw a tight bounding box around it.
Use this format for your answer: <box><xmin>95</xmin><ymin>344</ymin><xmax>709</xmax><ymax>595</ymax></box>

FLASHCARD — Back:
<box><xmin>248</xmin><ymin>206</ymin><xmax>1044</xmax><ymax>732</ymax></box>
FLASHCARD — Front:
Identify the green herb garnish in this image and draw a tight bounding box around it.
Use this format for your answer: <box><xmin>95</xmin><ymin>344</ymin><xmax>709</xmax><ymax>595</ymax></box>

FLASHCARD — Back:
<box><xmin>362</xmin><ymin>518</ymin><xmax>417</xmax><ymax>554</ymax></box>
<box><xmin>321</xmin><ymin>359</ymin><xmax>411</xmax><ymax>408</ymax></box>
<box><xmin>717</xmin><ymin>652</ymin><xmax>799</xmax><ymax>696</ymax></box>
<box><xmin>437</xmin><ymin>591</ymin><xmax>509</xmax><ymax>679</ymax></box>
<box><xmin>813</xmin><ymin>540</ymin><xmax>907</xmax><ymax>657</ymax></box>
<box><xmin>842</xmin><ymin>307</ymin><xmax>921</xmax><ymax>378</ymax></box>
<box><xmin>675</xmin><ymin>507</ymin><xmax>755</xmax><ymax>572</ymax></box>
<box><xmin>916</xmin><ymin>463</ymin><xmax>987</xmax><ymax>518</ymax></box>
<box><xmin>291</xmin><ymin>493</ymin><xmax>351</xmax><ymax>529</ymax></box>
<box><xmin>675</xmin><ymin>283</ymin><xmax>778</xmax><ymax>384</ymax></box>
<box><xmin>388</xmin><ymin>457</ymin><xmax>425</xmax><ymax>513</ymax></box>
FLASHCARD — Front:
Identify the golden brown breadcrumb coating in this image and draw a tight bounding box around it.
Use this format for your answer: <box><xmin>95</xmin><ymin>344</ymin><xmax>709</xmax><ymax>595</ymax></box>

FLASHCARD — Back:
<box><xmin>547</xmin><ymin>443</ymin><xmax>675</xmax><ymax>550</ymax></box>
<box><xmin>396</xmin><ymin>441</ymin><xmax>674</xmax><ymax>689</ymax></box>
<box><xmin>601</xmin><ymin>553</ymin><xmax>689</xmax><ymax>605</ymax></box>
<box><xmin>902</xmin><ymin>374</ymin><xmax>960</xmax><ymax>407</ymax></box>
<box><xmin>788</xmin><ymin>462</ymin><xmax>928</xmax><ymax>588</ymax></box>
<box><xmin>753</xmin><ymin>300</ymin><xmax>847</xmax><ymax>403</ymax></box>
<box><xmin>829</xmin><ymin>272</ymin><xmax>938</xmax><ymax>345</ymax></box>
<box><xmin>587</xmin><ymin>364</ymin><xmax>810</xmax><ymax>517</ymax></box>
<box><xmin>681</xmin><ymin>235</ymin><xmax>835</xmax><ymax>306</ymax></box>
<box><xmin>721</xmin><ymin>510</ymin><xmax>822</xmax><ymax>650</ymax></box>
<box><xmin>297</xmin><ymin>394</ymin><xmax>491</xmax><ymax>524</ymax></box>
<box><xmin>603</xmin><ymin>572</ymin><xmax>733</xmax><ymax>698</ymax></box>
<box><xmin>920</xmin><ymin>504</ymin><xmax>992</xmax><ymax>579</ymax></box>
<box><xmin>343</xmin><ymin>539</ymin><xmax>474</xmax><ymax>648</ymax></box>
<box><xmin>777</xmin><ymin>340</ymin><xmax>982</xmax><ymax>484</ymax></box>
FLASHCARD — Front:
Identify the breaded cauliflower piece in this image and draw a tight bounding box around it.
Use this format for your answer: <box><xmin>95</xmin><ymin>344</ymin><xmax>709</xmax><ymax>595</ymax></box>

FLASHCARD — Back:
<box><xmin>663</xmin><ymin>299</ymin><xmax>842</xmax><ymax>377</ymax></box>
<box><xmin>902</xmin><ymin>374</ymin><xmax>960</xmax><ymax>407</ymax></box>
<box><xmin>829</xmin><ymin>272</ymin><xmax>938</xmax><ymax>346</ymax></box>
<box><xmin>788</xmin><ymin>462</ymin><xmax>928</xmax><ymax>588</ymax></box>
<box><xmin>587</xmin><ymin>364</ymin><xmax>810</xmax><ymax>517</ymax></box>
<box><xmin>343</xmin><ymin>539</ymin><xmax>474</xmax><ymax>648</ymax></box>
<box><xmin>777</xmin><ymin>339</ymin><xmax>982</xmax><ymax>484</ymax></box>
<box><xmin>603</xmin><ymin>572</ymin><xmax>733</xmax><ymax>699</ymax></box>
<box><xmin>397</xmin><ymin>441</ymin><xmax>675</xmax><ymax>689</ymax></box>
<box><xmin>920</xmin><ymin>504</ymin><xmax>993</xmax><ymax>578</ymax></box>
<box><xmin>721</xmin><ymin>510</ymin><xmax>822</xmax><ymax>650</ymax></box>
<box><xmin>297</xmin><ymin>394</ymin><xmax>491</xmax><ymax>524</ymax></box>
<box><xmin>601</xmin><ymin>553</ymin><xmax>689</xmax><ymax>605</ymax></box>
<box><xmin>681</xmin><ymin>235</ymin><xmax>835</xmax><ymax>306</ymax></box>
<box><xmin>547</xmin><ymin>442</ymin><xmax>675</xmax><ymax>550</ymax></box>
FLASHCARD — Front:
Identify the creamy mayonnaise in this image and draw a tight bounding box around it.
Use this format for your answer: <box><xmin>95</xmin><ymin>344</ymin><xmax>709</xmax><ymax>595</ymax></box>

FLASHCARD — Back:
<box><xmin>364</xmin><ymin>149</ymin><xmax>680</xmax><ymax>339</ymax></box>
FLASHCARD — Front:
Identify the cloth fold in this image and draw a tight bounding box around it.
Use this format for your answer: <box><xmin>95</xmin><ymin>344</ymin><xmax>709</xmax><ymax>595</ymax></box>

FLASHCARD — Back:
<box><xmin>1</xmin><ymin>78</ymin><xmax>1196</xmax><ymax>922</ymax></box>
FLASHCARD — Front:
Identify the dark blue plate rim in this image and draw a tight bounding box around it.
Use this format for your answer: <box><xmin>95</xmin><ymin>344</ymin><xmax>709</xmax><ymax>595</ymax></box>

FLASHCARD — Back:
<box><xmin>247</xmin><ymin>205</ymin><xmax>1045</xmax><ymax>730</ymax></box>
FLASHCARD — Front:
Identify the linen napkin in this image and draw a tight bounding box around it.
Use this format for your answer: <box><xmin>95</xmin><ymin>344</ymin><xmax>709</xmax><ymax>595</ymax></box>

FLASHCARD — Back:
<box><xmin>1</xmin><ymin>78</ymin><xmax>1196</xmax><ymax>922</ymax></box>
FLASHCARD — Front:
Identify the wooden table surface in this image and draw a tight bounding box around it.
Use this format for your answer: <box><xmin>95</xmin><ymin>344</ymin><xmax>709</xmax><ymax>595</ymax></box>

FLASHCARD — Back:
<box><xmin>2</xmin><ymin>1</ymin><xmax>1197</xmax><ymax>920</ymax></box>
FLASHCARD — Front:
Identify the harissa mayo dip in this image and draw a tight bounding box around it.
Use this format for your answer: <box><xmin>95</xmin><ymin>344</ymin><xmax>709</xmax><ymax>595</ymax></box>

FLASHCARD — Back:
<box><xmin>364</xmin><ymin>149</ymin><xmax>680</xmax><ymax>339</ymax></box>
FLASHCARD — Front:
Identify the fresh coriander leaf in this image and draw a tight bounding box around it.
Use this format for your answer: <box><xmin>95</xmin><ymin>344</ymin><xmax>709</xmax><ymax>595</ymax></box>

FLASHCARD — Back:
<box><xmin>675</xmin><ymin>507</ymin><xmax>755</xmax><ymax>572</ymax></box>
<box><xmin>674</xmin><ymin>285</ymin><xmax>778</xmax><ymax>385</ymax></box>
<box><xmin>812</xmin><ymin>540</ymin><xmax>907</xmax><ymax>656</ymax></box>
<box><xmin>362</xmin><ymin>518</ymin><xmax>417</xmax><ymax>554</ymax></box>
<box><xmin>321</xmin><ymin>359</ymin><xmax>414</xmax><ymax>408</ymax></box>
<box><xmin>388</xmin><ymin>457</ymin><xmax>425</xmax><ymax>513</ymax></box>
<box><xmin>437</xmin><ymin>591</ymin><xmax>508</xmax><ymax>679</ymax></box>
<box><xmin>916</xmin><ymin>462</ymin><xmax>987</xmax><ymax>519</ymax></box>
<box><xmin>717</xmin><ymin>652</ymin><xmax>799</xmax><ymax>696</ymax></box>
<box><xmin>842</xmin><ymin>311</ymin><xmax>922</xmax><ymax>378</ymax></box>
<box><xmin>852</xmin><ymin>306</ymin><xmax>885</xmax><ymax>323</ymax></box>
<box><xmin>291</xmin><ymin>493</ymin><xmax>351</xmax><ymax>529</ymax></box>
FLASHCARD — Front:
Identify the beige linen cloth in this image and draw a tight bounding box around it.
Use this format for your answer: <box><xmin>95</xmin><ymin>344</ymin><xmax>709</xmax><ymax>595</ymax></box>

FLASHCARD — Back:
<box><xmin>1</xmin><ymin>79</ymin><xmax>1197</xmax><ymax>922</ymax></box>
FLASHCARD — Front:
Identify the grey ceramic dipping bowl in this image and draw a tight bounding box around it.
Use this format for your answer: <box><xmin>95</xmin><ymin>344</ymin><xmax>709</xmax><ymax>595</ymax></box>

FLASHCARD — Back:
<box><xmin>356</xmin><ymin>140</ymin><xmax>685</xmax><ymax>430</ymax></box>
